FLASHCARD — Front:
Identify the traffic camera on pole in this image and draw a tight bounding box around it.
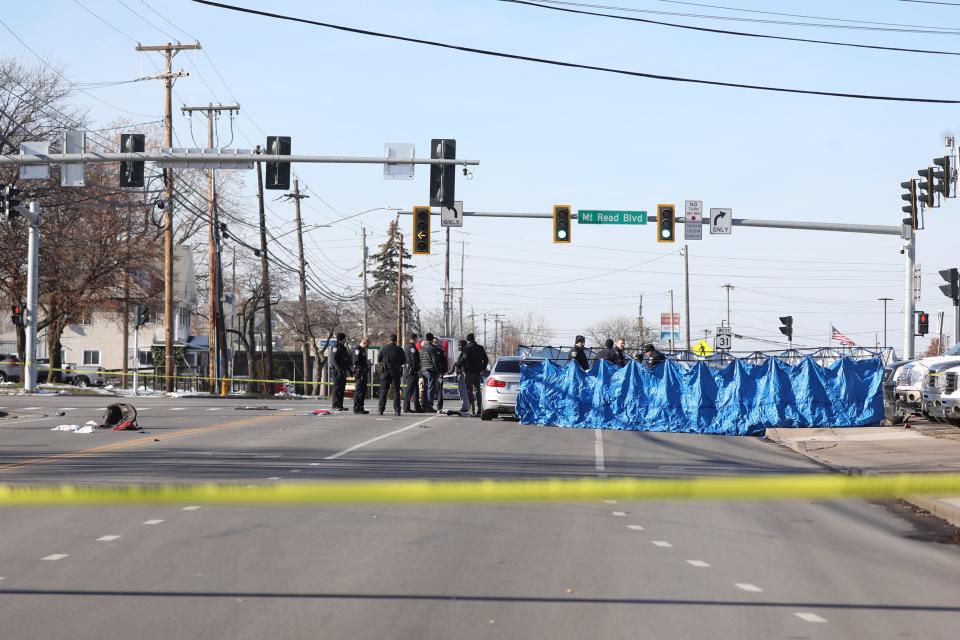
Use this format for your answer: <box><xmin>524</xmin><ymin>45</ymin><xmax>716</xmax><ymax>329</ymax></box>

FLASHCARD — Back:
<box><xmin>917</xmin><ymin>311</ymin><xmax>930</xmax><ymax>336</ymax></box>
<box><xmin>940</xmin><ymin>268</ymin><xmax>960</xmax><ymax>304</ymax></box>
<box><xmin>553</xmin><ymin>205</ymin><xmax>571</xmax><ymax>244</ymax></box>
<box><xmin>265</xmin><ymin>136</ymin><xmax>291</xmax><ymax>190</ymax></box>
<box><xmin>656</xmin><ymin>204</ymin><xmax>675</xmax><ymax>243</ymax></box>
<box><xmin>10</xmin><ymin>304</ymin><xmax>24</xmax><ymax>327</ymax></box>
<box><xmin>934</xmin><ymin>155</ymin><xmax>953</xmax><ymax>198</ymax></box>
<box><xmin>901</xmin><ymin>179</ymin><xmax>918</xmax><ymax>230</ymax></box>
<box><xmin>429</xmin><ymin>139</ymin><xmax>456</xmax><ymax>210</ymax></box>
<box><xmin>413</xmin><ymin>206</ymin><xmax>431</xmax><ymax>255</ymax></box>
<box><xmin>119</xmin><ymin>133</ymin><xmax>145</xmax><ymax>187</ymax></box>
<box><xmin>918</xmin><ymin>167</ymin><xmax>936</xmax><ymax>208</ymax></box>
<box><xmin>779</xmin><ymin>315</ymin><xmax>793</xmax><ymax>341</ymax></box>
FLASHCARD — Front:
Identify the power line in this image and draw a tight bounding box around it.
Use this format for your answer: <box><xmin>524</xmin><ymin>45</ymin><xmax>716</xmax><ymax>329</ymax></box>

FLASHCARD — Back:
<box><xmin>189</xmin><ymin>0</ymin><xmax>960</xmax><ymax>103</ymax></box>
<box><xmin>501</xmin><ymin>0</ymin><xmax>960</xmax><ymax>57</ymax></box>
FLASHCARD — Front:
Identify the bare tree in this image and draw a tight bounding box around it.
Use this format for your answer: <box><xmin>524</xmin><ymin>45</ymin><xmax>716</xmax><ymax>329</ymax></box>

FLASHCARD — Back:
<box><xmin>587</xmin><ymin>314</ymin><xmax>658</xmax><ymax>350</ymax></box>
<box><xmin>501</xmin><ymin>312</ymin><xmax>553</xmax><ymax>354</ymax></box>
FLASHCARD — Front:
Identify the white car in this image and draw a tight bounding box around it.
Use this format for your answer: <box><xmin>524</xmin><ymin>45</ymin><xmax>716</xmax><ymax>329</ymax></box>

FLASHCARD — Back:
<box><xmin>480</xmin><ymin>356</ymin><xmax>542</xmax><ymax>421</ymax></box>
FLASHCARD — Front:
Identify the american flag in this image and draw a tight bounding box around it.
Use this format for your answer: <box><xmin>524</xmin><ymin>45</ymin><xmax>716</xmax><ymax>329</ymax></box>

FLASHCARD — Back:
<box><xmin>831</xmin><ymin>325</ymin><xmax>856</xmax><ymax>347</ymax></box>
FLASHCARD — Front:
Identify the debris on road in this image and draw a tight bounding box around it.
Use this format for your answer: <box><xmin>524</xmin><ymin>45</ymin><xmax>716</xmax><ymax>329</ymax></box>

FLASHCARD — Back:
<box><xmin>51</xmin><ymin>424</ymin><xmax>95</xmax><ymax>433</ymax></box>
<box><xmin>305</xmin><ymin>409</ymin><xmax>332</xmax><ymax>416</ymax></box>
<box><xmin>235</xmin><ymin>405</ymin><xmax>274</xmax><ymax>411</ymax></box>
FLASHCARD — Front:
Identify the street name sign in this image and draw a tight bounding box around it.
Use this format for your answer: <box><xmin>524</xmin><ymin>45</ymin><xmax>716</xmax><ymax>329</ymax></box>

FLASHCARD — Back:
<box><xmin>577</xmin><ymin>210</ymin><xmax>647</xmax><ymax>225</ymax></box>
<box><xmin>684</xmin><ymin>200</ymin><xmax>703</xmax><ymax>240</ymax></box>
<box><xmin>441</xmin><ymin>200</ymin><xmax>463</xmax><ymax>227</ymax></box>
<box><xmin>710</xmin><ymin>208</ymin><xmax>732</xmax><ymax>235</ymax></box>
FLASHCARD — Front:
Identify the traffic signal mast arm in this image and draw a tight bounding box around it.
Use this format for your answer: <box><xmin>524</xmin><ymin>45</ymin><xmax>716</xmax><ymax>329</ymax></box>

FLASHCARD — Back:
<box><xmin>0</xmin><ymin>152</ymin><xmax>480</xmax><ymax>167</ymax></box>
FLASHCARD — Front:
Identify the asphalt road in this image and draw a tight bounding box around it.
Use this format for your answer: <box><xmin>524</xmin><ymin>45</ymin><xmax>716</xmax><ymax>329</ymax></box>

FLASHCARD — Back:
<box><xmin>1</xmin><ymin>394</ymin><xmax>959</xmax><ymax>639</ymax></box>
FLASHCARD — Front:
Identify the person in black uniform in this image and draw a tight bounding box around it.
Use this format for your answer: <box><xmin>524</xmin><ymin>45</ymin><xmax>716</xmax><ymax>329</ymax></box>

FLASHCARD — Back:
<box><xmin>403</xmin><ymin>332</ymin><xmax>422</xmax><ymax>413</ymax></box>
<box><xmin>352</xmin><ymin>337</ymin><xmax>370</xmax><ymax>414</ymax></box>
<box><xmin>643</xmin><ymin>343</ymin><xmax>666</xmax><ymax>368</ymax></box>
<box><xmin>419</xmin><ymin>333</ymin><xmax>440</xmax><ymax>413</ymax></box>
<box><xmin>462</xmin><ymin>333</ymin><xmax>489</xmax><ymax>416</ymax></box>
<box><xmin>596</xmin><ymin>338</ymin><xmax>618</xmax><ymax>365</ymax></box>
<box><xmin>568</xmin><ymin>335</ymin><xmax>589</xmax><ymax>370</ymax></box>
<box><xmin>330</xmin><ymin>332</ymin><xmax>351</xmax><ymax>410</ymax></box>
<box><xmin>378</xmin><ymin>334</ymin><xmax>405</xmax><ymax>416</ymax></box>
<box><xmin>614</xmin><ymin>338</ymin><xmax>629</xmax><ymax>367</ymax></box>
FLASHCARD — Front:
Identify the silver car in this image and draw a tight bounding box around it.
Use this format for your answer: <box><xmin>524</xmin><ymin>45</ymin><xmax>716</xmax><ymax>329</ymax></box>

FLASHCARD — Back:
<box><xmin>480</xmin><ymin>356</ymin><xmax>542</xmax><ymax>421</ymax></box>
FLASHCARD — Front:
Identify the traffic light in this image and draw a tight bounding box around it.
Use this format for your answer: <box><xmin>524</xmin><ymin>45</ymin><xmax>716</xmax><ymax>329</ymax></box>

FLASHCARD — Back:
<box><xmin>917</xmin><ymin>311</ymin><xmax>930</xmax><ymax>336</ymax></box>
<box><xmin>553</xmin><ymin>205</ymin><xmax>571</xmax><ymax>243</ymax></box>
<box><xmin>901</xmin><ymin>179</ymin><xmax>918</xmax><ymax>230</ymax></box>
<box><xmin>918</xmin><ymin>167</ymin><xmax>936</xmax><ymax>208</ymax></box>
<box><xmin>429</xmin><ymin>138</ymin><xmax>456</xmax><ymax>209</ymax></box>
<box><xmin>119</xmin><ymin>133</ymin><xmax>145</xmax><ymax>188</ymax></box>
<box><xmin>10</xmin><ymin>304</ymin><xmax>24</xmax><ymax>327</ymax></box>
<box><xmin>940</xmin><ymin>267</ymin><xmax>960</xmax><ymax>303</ymax></box>
<box><xmin>265</xmin><ymin>136</ymin><xmax>291</xmax><ymax>190</ymax></box>
<box><xmin>657</xmin><ymin>204</ymin><xmax>675</xmax><ymax>243</ymax></box>
<box><xmin>934</xmin><ymin>155</ymin><xmax>953</xmax><ymax>198</ymax></box>
<box><xmin>779</xmin><ymin>315</ymin><xmax>793</xmax><ymax>341</ymax></box>
<box><xmin>2</xmin><ymin>185</ymin><xmax>21</xmax><ymax>223</ymax></box>
<box><xmin>413</xmin><ymin>206</ymin><xmax>431</xmax><ymax>255</ymax></box>
<box><xmin>135</xmin><ymin>304</ymin><xmax>149</xmax><ymax>328</ymax></box>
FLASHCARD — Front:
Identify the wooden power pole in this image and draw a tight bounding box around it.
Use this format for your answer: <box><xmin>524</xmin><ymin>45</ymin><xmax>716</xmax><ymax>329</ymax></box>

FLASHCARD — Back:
<box><xmin>136</xmin><ymin>42</ymin><xmax>200</xmax><ymax>392</ymax></box>
<box><xmin>284</xmin><ymin>179</ymin><xmax>310</xmax><ymax>395</ymax></box>
<box><xmin>255</xmin><ymin>146</ymin><xmax>274</xmax><ymax>394</ymax></box>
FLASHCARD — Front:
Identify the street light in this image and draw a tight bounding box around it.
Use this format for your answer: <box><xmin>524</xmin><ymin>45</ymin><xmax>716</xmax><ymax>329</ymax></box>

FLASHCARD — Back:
<box><xmin>878</xmin><ymin>297</ymin><xmax>893</xmax><ymax>351</ymax></box>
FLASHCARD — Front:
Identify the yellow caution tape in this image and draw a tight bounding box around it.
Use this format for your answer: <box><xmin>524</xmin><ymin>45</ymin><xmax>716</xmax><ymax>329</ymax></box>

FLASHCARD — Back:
<box><xmin>1</xmin><ymin>473</ymin><xmax>959</xmax><ymax>507</ymax></box>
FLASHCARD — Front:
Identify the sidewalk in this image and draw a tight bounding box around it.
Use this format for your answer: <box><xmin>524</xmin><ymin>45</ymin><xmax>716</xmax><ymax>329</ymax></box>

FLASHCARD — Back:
<box><xmin>766</xmin><ymin>425</ymin><xmax>960</xmax><ymax>528</ymax></box>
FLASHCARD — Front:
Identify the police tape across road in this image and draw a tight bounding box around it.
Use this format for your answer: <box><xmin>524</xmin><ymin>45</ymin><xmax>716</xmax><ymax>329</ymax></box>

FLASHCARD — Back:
<box><xmin>2</xmin><ymin>474</ymin><xmax>960</xmax><ymax>507</ymax></box>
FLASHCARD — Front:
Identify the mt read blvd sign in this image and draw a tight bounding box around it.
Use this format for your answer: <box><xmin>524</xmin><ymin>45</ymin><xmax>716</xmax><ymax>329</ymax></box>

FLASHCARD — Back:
<box><xmin>578</xmin><ymin>210</ymin><xmax>647</xmax><ymax>224</ymax></box>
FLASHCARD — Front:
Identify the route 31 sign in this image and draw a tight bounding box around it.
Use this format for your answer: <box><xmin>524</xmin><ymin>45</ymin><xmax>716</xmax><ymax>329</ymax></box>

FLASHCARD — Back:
<box><xmin>710</xmin><ymin>208</ymin><xmax>732</xmax><ymax>235</ymax></box>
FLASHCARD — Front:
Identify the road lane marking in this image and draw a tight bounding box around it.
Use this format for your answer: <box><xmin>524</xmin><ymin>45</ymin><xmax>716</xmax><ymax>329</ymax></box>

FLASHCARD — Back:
<box><xmin>42</xmin><ymin>554</ymin><xmax>68</xmax><ymax>561</ymax></box>
<box><xmin>594</xmin><ymin>429</ymin><xmax>605</xmax><ymax>475</ymax></box>
<box><xmin>182</xmin><ymin>506</ymin><xmax>201</xmax><ymax>511</ymax></box>
<box><xmin>652</xmin><ymin>541</ymin><xmax>672</xmax><ymax>547</ymax></box>
<box><xmin>604</xmin><ymin>500</ymin><xmax>617</xmax><ymax>504</ymax></box>
<box><xmin>170</xmin><ymin>408</ymin><xmax>186</xmax><ymax>411</ymax></box>
<box><xmin>267</xmin><ymin>477</ymin><xmax>281</xmax><ymax>481</ymax></box>
<box><xmin>735</xmin><ymin>583</ymin><xmax>763</xmax><ymax>592</ymax></box>
<box><xmin>611</xmin><ymin>511</ymin><xmax>626</xmax><ymax>517</ymax></box>
<box><xmin>142</xmin><ymin>519</ymin><xmax>164</xmax><ymax>525</ymax></box>
<box><xmin>0</xmin><ymin>414</ymin><xmax>283</xmax><ymax>474</ymax></box>
<box><xmin>290</xmin><ymin>469</ymin><xmax>302</xmax><ymax>473</ymax></box>
<box><xmin>97</xmin><ymin>535</ymin><xmax>121</xmax><ymax>542</ymax></box>
<box><xmin>627</xmin><ymin>525</ymin><xmax>644</xmax><ymax>531</ymax></box>
<box><xmin>794</xmin><ymin>612</ymin><xmax>827</xmax><ymax>623</ymax></box>
<box><xmin>324</xmin><ymin>417</ymin><xmax>436</xmax><ymax>460</ymax></box>
<box><xmin>204</xmin><ymin>408</ymin><xmax>222</xmax><ymax>411</ymax></box>
<box><xmin>308</xmin><ymin>463</ymin><xmax>320</xmax><ymax>466</ymax></box>
<box><xmin>687</xmin><ymin>560</ymin><xmax>710</xmax><ymax>567</ymax></box>
<box><xmin>21</xmin><ymin>407</ymin><xmax>42</xmax><ymax>411</ymax></box>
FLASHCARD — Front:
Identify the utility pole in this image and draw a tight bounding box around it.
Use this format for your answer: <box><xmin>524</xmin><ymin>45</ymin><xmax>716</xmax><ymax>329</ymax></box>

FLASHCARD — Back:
<box><xmin>181</xmin><ymin>102</ymin><xmax>239</xmax><ymax>395</ymax></box>
<box><xmin>722</xmin><ymin>283</ymin><xmax>735</xmax><ymax>327</ymax></box>
<box><xmin>396</xmin><ymin>229</ymin><xmax>404</xmax><ymax>341</ymax></box>
<box><xmin>459</xmin><ymin>240</ymin><xmax>465</xmax><ymax>337</ymax></box>
<box><xmin>136</xmin><ymin>42</ymin><xmax>200</xmax><ymax>393</ymax></box>
<box><xmin>444</xmin><ymin>226</ymin><xmax>451</xmax><ymax>336</ymax></box>
<box><xmin>483</xmin><ymin>313</ymin><xmax>488</xmax><ymax>347</ymax></box>
<box><xmin>255</xmin><ymin>145</ymin><xmax>274</xmax><ymax>393</ymax></box>
<box><xmin>637</xmin><ymin>296</ymin><xmax>644</xmax><ymax>348</ymax></box>
<box><xmin>683</xmin><ymin>245</ymin><xmax>691</xmax><ymax>352</ymax></box>
<box><xmin>878</xmin><ymin>297</ymin><xmax>893</xmax><ymax>351</ymax></box>
<box><xmin>668</xmin><ymin>289</ymin><xmax>675</xmax><ymax>353</ymax></box>
<box><xmin>284</xmin><ymin>179</ymin><xmax>310</xmax><ymax>394</ymax></box>
<box><xmin>361</xmin><ymin>224</ymin><xmax>369</xmax><ymax>337</ymax></box>
<box><xmin>938</xmin><ymin>309</ymin><xmax>945</xmax><ymax>355</ymax></box>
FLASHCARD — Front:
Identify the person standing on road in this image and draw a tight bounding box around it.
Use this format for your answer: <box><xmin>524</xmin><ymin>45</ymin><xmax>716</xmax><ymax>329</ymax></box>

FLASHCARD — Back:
<box><xmin>614</xmin><ymin>338</ymin><xmax>629</xmax><ymax>367</ymax></box>
<box><xmin>643</xmin><ymin>343</ymin><xmax>666</xmax><ymax>369</ymax></box>
<box><xmin>568</xmin><ymin>335</ymin><xmax>589</xmax><ymax>371</ymax></box>
<box><xmin>352</xmin><ymin>338</ymin><xmax>371</xmax><ymax>414</ymax></box>
<box><xmin>420</xmin><ymin>332</ymin><xmax>440</xmax><ymax>413</ymax></box>
<box><xmin>330</xmin><ymin>332</ymin><xmax>351</xmax><ymax>411</ymax></box>
<box><xmin>455</xmin><ymin>339</ymin><xmax>470</xmax><ymax>415</ymax></box>
<box><xmin>596</xmin><ymin>339</ymin><xmax>618</xmax><ymax>366</ymax></box>
<box><xmin>462</xmin><ymin>333</ymin><xmax>489</xmax><ymax>416</ymax></box>
<box><xmin>403</xmin><ymin>333</ymin><xmax>422</xmax><ymax>413</ymax></box>
<box><xmin>432</xmin><ymin>337</ymin><xmax>448</xmax><ymax>414</ymax></box>
<box><xmin>378</xmin><ymin>334</ymin><xmax>406</xmax><ymax>416</ymax></box>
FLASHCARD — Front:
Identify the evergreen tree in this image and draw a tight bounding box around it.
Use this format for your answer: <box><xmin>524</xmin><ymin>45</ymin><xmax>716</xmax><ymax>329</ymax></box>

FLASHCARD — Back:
<box><xmin>367</xmin><ymin>219</ymin><xmax>418</xmax><ymax>338</ymax></box>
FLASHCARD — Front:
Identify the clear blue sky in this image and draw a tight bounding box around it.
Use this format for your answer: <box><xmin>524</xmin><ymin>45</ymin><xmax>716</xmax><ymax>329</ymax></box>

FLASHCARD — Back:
<box><xmin>6</xmin><ymin>0</ymin><xmax>960</xmax><ymax>353</ymax></box>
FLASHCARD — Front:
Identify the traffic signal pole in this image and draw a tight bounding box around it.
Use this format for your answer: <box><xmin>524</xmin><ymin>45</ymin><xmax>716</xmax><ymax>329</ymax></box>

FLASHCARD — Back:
<box><xmin>904</xmin><ymin>228</ymin><xmax>916</xmax><ymax>359</ymax></box>
<box><xmin>23</xmin><ymin>202</ymin><xmax>39</xmax><ymax>393</ymax></box>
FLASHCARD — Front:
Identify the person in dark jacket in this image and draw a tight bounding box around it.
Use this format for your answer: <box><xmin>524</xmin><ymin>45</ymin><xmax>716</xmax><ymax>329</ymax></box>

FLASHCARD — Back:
<box><xmin>378</xmin><ymin>334</ymin><xmax>406</xmax><ymax>416</ymax></box>
<box><xmin>461</xmin><ymin>333</ymin><xmax>488</xmax><ymax>416</ymax></box>
<box><xmin>330</xmin><ymin>332</ymin><xmax>351</xmax><ymax>410</ymax></box>
<box><xmin>419</xmin><ymin>332</ymin><xmax>440</xmax><ymax>413</ymax></box>
<box><xmin>352</xmin><ymin>338</ymin><xmax>370</xmax><ymax>414</ymax></box>
<box><xmin>643</xmin><ymin>343</ymin><xmax>666</xmax><ymax>368</ymax></box>
<box><xmin>403</xmin><ymin>333</ymin><xmax>422</xmax><ymax>413</ymax></box>
<box><xmin>432</xmin><ymin>337</ymin><xmax>448</xmax><ymax>413</ymax></box>
<box><xmin>455</xmin><ymin>339</ymin><xmax>471</xmax><ymax>414</ymax></box>
<box><xmin>596</xmin><ymin>338</ymin><xmax>618</xmax><ymax>365</ymax></box>
<box><xmin>568</xmin><ymin>335</ymin><xmax>589</xmax><ymax>370</ymax></box>
<box><xmin>614</xmin><ymin>338</ymin><xmax>629</xmax><ymax>367</ymax></box>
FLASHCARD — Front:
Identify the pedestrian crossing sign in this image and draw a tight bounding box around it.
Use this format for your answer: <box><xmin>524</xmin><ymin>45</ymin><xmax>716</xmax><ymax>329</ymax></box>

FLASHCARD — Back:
<box><xmin>694</xmin><ymin>339</ymin><xmax>714</xmax><ymax>357</ymax></box>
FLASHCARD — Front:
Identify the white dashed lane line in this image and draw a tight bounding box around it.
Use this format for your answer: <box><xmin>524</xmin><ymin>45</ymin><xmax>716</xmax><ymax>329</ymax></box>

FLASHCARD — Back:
<box><xmin>686</xmin><ymin>560</ymin><xmax>710</xmax><ymax>567</ymax></box>
<box><xmin>651</xmin><ymin>541</ymin><xmax>673</xmax><ymax>548</ymax></box>
<box><xmin>182</xmin><ymin>506</ymin><xmax>201</xmax><ymax>511</ymax></box>
<box><xmin>604</xmin><ymin>500</ymin><xmax>617</xmax><ymax>505</ymax></box>
<box><xmin>735</xmin><ymin>583</ymin><xmax>763</xmax><ymax>592</ymax></box>
<box><xmin>308</xmin><ymin>463</ymin><xmax>320</xmax><ymax>466</ymax></box>
<box><xmin>41</xmin><ymin>554</ymin><xmax>68</xmax><ymax>561</ymax></box>
<box><xmin>611</xmin><ymin>511</ymin><xmax>626</xmax><ymax>517</ymax></box>
<box><xmin>267</xmin><ymin>477</ymin><xmax>281</xmax><ymax>481</ymax></box>
<box><xmin>794</xmin><ymin>612</ymin><xmax>827</xmax><ymax>623</ymax></box>
<box><xmin>204</xmin><ymin>408</ymin><xmax>222</xmax><ymax>411</ymax></box>
<box><xmin>21</xmin><ymin>406</ymin><xmax>41</xmax><ymax>411</ymax></box>
<box><xmin>142</xmin><ymin>519</ymin><xmax>165</xmax><ymax>526</ymax></box>
<box><xmin>170</xmin><ymin>408</ymin><xmax>186</xmax><ymax>411</ymax></box>
<box><xmin>626</xmin><ymin>525</ymin><xmax>644</xmax><ymax>531</ymax></box>
<box><xmin>290</xmin><ymin>469</ymin><xmax>302</xmax><ymax>473</ymax></box>
<box><xmin>97</xmin><ymin>535</ymin><xmax>121</xmax><ymax>542</ymax></box>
